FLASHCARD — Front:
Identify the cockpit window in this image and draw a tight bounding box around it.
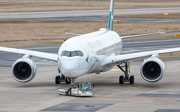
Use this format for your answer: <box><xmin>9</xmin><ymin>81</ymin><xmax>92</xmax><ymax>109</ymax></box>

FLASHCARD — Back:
<box><xmin>71</xmin><ymin>51</ymin><xmax>78</xmax><ymax>57</ymax></box>
<box><xmin>77</xmin><ymin>51</ymin><xmax>83</xmax><ymax>56</ymax></box>
<box><xmin>61</xmin><ymin>50</ymin><xmax>84</xmax><ymax>57</ymax></box>
<box><xmin>64</xmin><ymin>51</ymin><xmax>70</xmax><ymax>56</ymax></box>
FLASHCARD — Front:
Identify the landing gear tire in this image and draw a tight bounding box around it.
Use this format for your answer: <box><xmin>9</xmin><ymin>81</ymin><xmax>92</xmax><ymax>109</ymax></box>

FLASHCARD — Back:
<box><xmin>68</xmin><ymin>88</ymin><xmax>71</xmax><ymax>96</ymax></box>
<box><xmin>55</xmin><ymin>76</ymin><xmax>60</xmax><ymax>84</ymax></box>
<box><xmin>119</xmin><ymin>75</ymin><xmax>124</xmax><ymax>84</ymax></box>
<box><xmin>130</xmin><ymin>75</ymin><xmax>134</xmax><ymax>84</ymax></box>
<box><xmin>66</xmin><ymin>77</ymin><xmax>71</xmax><ymax>84</ymax></box>
<box><xmin>117</xmin><ymin>61</ymin><xmax>135</xmax><ymax>84</ymax></box>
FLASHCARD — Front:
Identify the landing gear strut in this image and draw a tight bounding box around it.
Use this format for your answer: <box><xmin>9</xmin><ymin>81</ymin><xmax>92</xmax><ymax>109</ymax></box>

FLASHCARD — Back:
<box><xmin>66</xmin><ymin>77</ymin><xmax>71</xmax><ymax>84</ymax></box>
<box><xmin>70</xmin><ymin>77</ymin><xmax>76</xmax><ymax>87</ymax></box>
<box><xmin>55</xmin><ymin>68</ymin><xmax>71</xmax><ymax>84</ymax></box>
<box><xmin>67</xmin><ymin>77</ymin><xmax>77</xmax><ymax>95</ymax></box>
<box><xmin>117</xmin><ymin>61</ymin><xmax>134</xmax><ymax>84</ymax></box>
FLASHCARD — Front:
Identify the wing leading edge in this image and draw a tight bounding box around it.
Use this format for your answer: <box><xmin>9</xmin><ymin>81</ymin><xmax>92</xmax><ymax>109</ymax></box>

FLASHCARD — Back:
<box><xmin>120</xmin><ymin>32</ymin><xmax>166</xmax><ymax>41</ymax></box>
<box><xmin>102</xmin><ymin>47</ymin><xmax>180</xmax><ymax>66</ymax></box>
<box><xmin>0</xmin><ymin>47</ymin><xmax>58</xmax><ymax>62</ymax></box>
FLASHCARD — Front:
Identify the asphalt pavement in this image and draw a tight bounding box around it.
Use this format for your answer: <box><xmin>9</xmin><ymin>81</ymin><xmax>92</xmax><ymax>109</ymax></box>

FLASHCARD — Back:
<box><xmin>1</xmin><ymin>60</ymin><xmax>180</xmax><ymax>111</ymax></box>
<box><xmin>25</xmin><ymin>16</ymin><xmax>180</xmax><ymax>23</ymax></box>
<box><xmin>1</xmin><ymin>7</ymin><xmax>180</xmax><ymax>19</ymax></box>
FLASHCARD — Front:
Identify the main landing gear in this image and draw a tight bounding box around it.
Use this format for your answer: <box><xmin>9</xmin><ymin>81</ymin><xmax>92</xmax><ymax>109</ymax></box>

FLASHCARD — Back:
<box><xmin>55</xmin><ymin>68</ymin><xmax>71</xmax><ymax>84</ymax></box>
<box><xmin>117</xmin><ymin>61</ymin><xmax>134</xmax><ymax>84</ymax></box>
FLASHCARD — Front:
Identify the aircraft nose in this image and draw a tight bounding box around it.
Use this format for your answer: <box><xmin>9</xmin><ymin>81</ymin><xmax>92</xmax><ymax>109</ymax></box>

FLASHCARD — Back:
<box><xmin>61</xmin><ymin>58</ymin><xmax>78</xmax><ymax>71</ymax></box>
<box><xmin>59</xmin><ymin>57</ymin><xmax>89</xmax><ymax>77</ymax></box>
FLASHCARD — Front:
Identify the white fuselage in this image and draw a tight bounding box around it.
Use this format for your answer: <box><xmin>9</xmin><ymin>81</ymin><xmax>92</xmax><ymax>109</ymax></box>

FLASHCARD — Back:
<box><xmin>58</xmin><ymin>29</ymin><xmax>122</xmax><ymax>78</ymax></box>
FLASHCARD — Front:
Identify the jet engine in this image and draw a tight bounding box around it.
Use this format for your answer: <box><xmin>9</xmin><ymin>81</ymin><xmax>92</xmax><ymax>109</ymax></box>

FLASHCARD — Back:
<box><xmin>140</xmin><ymin>58</ymin><xmax>165</xmax><ymax>82</ymax></box>
<box><xmin>12</xmin><ymin>58</ymin><xmax>37</xmax><ymax>83</ymax></box>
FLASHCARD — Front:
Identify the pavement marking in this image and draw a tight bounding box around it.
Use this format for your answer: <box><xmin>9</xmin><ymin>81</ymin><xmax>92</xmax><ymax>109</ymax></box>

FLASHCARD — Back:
<box><xmin>41</xmin><ymin>103</ymin><xmax>112</xmax><ymax>111</ymax></box>
<box><xmin>78</xmin><ymin>73</ymin><xmax>96</xmax><ymax>80</ymax></box>
<box><xmin>78</xmin><ymin>69</ymin><xmax>132</xmax><ymax>80</ymax></box>
<box><xmin>110</xmin><ymin>69</ymin><xmax>131</xmax><ymax>71</ymax></box>
<box><xmin>111</xmin><ymin>69</ymin><xmax>121</xmax><ymax>71</ymax></box>
<box><xmin>1</xmin><ymin>7</ymin><xmax>180</xmax><ymax>19</ymax></box>
<box><xmin>136</xmin><ymin>93</ymin><xmax>180</xmax><ymax>98</ymax></box>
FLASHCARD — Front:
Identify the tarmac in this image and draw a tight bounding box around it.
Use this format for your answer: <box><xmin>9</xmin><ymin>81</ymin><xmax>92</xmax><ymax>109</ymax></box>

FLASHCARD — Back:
<box><xmin>1</xmin><ymin>60</ymin><xmax>180</xmax><ymax>112</ymax></box>
<box><xmin>1</xmin><ymin>7</ymin><xmax>180</xmax><ymax>19</ymax></box>
<box><xmin>25</xmin><ymin>16</ymin><xmax>180</xmax><ymax>23</ymax></box>
<box><xmin>1</xmin><ymin>38</ymin><xmax>180</xmax><ymax>111</ymax></box>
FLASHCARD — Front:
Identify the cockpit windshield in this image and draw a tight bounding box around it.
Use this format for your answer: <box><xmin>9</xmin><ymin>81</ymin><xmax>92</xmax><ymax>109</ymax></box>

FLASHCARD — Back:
<box><xmin>61</xmin><ymin>50</ymin><xmax>83</xmax><ymax>57</ymax></box>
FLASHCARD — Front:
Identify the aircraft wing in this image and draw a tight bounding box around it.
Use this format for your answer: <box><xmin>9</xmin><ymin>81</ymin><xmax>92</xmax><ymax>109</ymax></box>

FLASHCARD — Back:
<box><xmin>0</xmin><ymin>47</ymin><xmax>58</xmax><ymax>62</ymax></box>
<box><xmin>102</xmin><ymin>47</ymin><xmax>180</xmax><ymax>66</ymax></box>
<box><xmin>65</xmin><ymin>32</ymin><xmax>81</xmax><ymax>36</ymax></box>
<box><xmin>120</xmin><ymin>32</ymin><xmax>166</xmax><ymax>41</ymax></box>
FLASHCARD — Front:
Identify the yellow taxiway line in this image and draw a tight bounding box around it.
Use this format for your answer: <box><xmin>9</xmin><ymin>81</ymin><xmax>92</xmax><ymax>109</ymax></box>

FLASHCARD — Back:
<box><xmin>78</xmin><ymin>73</ymin><xmax>96</xmax><ymax>80</ymax></box>
<box><xmin>78</xmin><ymin>69</ymin><xmax>131</xmax><ymax>80</ymax></box>
<box><xmin>110</xmin><ymin>69</ymin><xmax>131</xmax><ymax>71</ymax></box>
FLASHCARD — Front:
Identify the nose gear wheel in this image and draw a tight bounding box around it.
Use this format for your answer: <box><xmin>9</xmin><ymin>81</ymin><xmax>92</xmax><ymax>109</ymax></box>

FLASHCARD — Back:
<box><xmin>55</xmin><ymin>68</ymin><xmax>72</xmax><ymax>84</ymax></box>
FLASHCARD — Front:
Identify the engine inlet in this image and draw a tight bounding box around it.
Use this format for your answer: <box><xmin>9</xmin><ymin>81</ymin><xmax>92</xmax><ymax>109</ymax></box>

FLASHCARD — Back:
<box><xmin>13</xmin><ymin>62</ymin><xmax>32</xmax><ymax>80</ymax></box>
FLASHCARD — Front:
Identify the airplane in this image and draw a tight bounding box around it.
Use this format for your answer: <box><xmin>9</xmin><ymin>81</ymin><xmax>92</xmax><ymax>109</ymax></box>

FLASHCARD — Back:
<box><xmin>0</xmin><ymin>0</ymin><xmax>180</xmax><ymax>85</ymax></box>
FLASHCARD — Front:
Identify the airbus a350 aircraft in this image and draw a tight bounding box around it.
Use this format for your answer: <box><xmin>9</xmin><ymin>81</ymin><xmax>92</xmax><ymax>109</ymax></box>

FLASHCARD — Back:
<box><xmin>0</xmin><ymin>0</ymin><xmax>180</xmax><ymax>85</ymax></box>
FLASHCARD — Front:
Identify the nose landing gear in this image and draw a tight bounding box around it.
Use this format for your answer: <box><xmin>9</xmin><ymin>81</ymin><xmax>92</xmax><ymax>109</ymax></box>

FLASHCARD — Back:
<box><xmin>117</xmin><ymin>61</ymin><xmax>134</xmax><ymax>84</ymax></box>
<box><xmin>55</xmin><ymin>76</ymin><xmax>61</xmax><ymax>84</ymax></box>
<box><xmin>55</xmin><ymin>68</ymin><xmax>71</xmax><ymax>84</ymax></box>
<box><xmin>65</xmin><ymin>77</ymin><xmax>71</xmax><ymax>84</ymax></box>
<box><xmin>55</xmin><ymin>75</ymin><xmax>71</xmax><ymax>84</ymax></box>
<box><xmin>70</xmin><ymin>77</ymin><xmax>76</xmax><ymax>87</ymax></box>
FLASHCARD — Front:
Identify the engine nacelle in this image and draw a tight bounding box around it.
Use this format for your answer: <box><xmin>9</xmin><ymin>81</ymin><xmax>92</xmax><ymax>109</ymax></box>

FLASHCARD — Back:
<box><xmin>140</xmin><ymin>58</ymin><xmax>165</xmax><ymax>82</ymax></box>
<box><xmin>12</xmin><ymin>58</ymin><xmax>37</xmax><ymax>83</ymax></box>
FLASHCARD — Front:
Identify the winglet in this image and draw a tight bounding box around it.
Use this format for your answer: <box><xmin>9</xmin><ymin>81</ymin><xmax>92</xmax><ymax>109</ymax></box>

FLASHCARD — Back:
<box><xmin>108</xmin><ymin>0</ymin><xmax>114</xmax><ymax>31</ymax></box>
